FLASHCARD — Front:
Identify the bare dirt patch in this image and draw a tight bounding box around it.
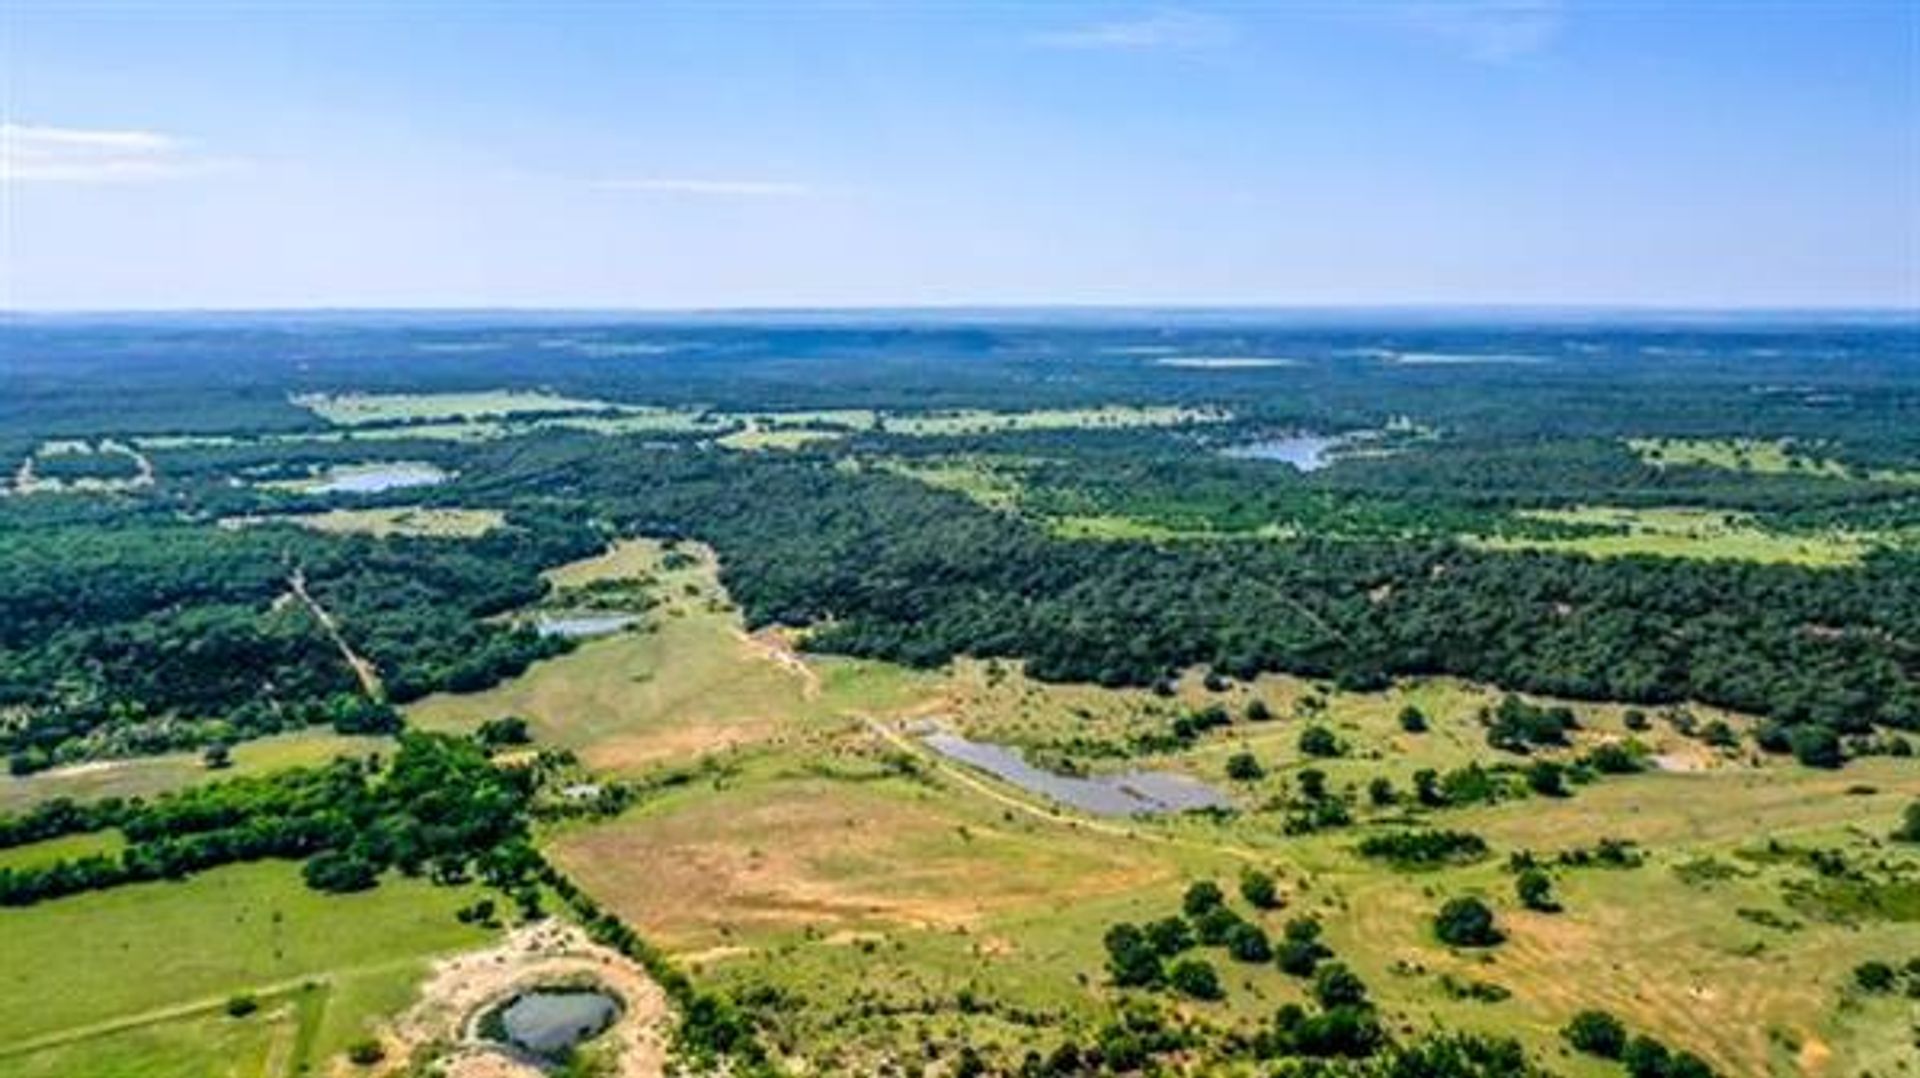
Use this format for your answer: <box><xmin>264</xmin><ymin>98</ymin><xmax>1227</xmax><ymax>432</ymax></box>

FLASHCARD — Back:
<box><xmin>369</xmin><ymin>920</ymin><xmax>671</xmax><ymax>1078</ymax></box>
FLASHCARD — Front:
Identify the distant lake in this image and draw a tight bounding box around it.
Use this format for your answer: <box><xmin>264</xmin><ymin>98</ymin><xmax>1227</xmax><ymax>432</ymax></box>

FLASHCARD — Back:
<box><xmin>310</xmin><ymin>462</ymin><xmax>448</xmax><ymax>494</ymax></box>
<box><xmin>535</xmin><ymin>613</ymin><xmax>639</xmax><ymax>638</ymax></box>
<box><xmin>920</xmin><ymin>731</ymin><xmax>1229</xmax><ymax>816</ymax></box>
<box><xmin>1222</xmin><ymin>434</ymin><xmax>1339</xmax><ymax>472</ymax></box>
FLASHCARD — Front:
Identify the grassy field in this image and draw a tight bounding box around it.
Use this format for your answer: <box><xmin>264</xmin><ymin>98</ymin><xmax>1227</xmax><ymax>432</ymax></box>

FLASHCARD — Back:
<box><xmin>878</xmin><ymin>458</ymin><xmax>1027</xmax><ymax>511</ymax></box>
<box><xmin>716</xmin><ymin>426</ymin><xmax>848</xmax><ymax>451</ymax></box>
<box><xmin>502</xmin><ymin>599</ymin><xmax>1918</xmax><ymax>1076</ymax></box>
<box><xmin>409</xmin><ymin>539</ymin><xmax>939</xmax><ymax>773</ymax></box>
<box><xmin>293</xmin><ymin>389</ymin><xmax>617</xmax><ymax>425</ymax></box>
<box><xmin>221</xmin><ymin>506</ymin><xmax>505</xmax><ymax>538</ymax></box>
<box><xmin>1629</xmin><ymin>436</ymin><xmax>1920</xmax><ymax>484</ymax></box>
<box><xmin>879</xmin><ymin>404</ymin><xmax>1228</xmax><ymax>436</ymax></box>
<box><xmin>1473</xmin><ymin>506</ymin><xmax>1882</xmax><ymax>566</ymax></box>
<box><xmin>0</xmin><ymin>860</ymin><xmax>493</xmax><ymax>1077</ymax></box>
<box><xmin>0</xmin><ymin>731</ymin><xmax>392</xmax><ymax>814</ymax></box>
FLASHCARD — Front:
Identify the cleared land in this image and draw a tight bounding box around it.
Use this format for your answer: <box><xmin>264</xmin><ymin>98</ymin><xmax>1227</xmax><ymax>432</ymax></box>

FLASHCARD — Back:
<box><xmin>293</xmin><ymin>390</ymin><xmax>618</xmax><ymax>425</ymax></box>
<box><xmin>221</xmin><ymin>506</ymin><xmax>505</xmax><ymax>538</ymax></box>
<box><xmin>1630</xmin><ymin>436</ymin><xmax>1920</xmax><ymax>484</ymax></box>
<box><xmin>0</xmin><ymin>730</ymin><xmax>392</xmax><ymax>814</ymax></box>
<box><xmin>479</xmin><ymin>582</ymin><xmax>1917</xmax><ymax>1077</ymax></box>
<box><xmin>0</xmin><ymin>860</ymin><xmax>493</xmax><ymax>1077</ymax></box>
<box><xmin>879</xmin><ymin>404</ymin><xmax>1228</xmax><ymax>435</ymax></box>
<box><xmin>409</xmin><ymin>539</ymin><xmax>938</xmax><ymax>772</ymax></box>
<box><xmin>1473</xmin><ymin>506</ymin><xmax>1884</xmax><ymax>566</ymax></box>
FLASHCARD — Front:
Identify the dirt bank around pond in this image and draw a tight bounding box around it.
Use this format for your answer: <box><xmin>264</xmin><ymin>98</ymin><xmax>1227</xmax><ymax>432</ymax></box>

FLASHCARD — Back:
<box><xmin>363</xmin><ymin>920</ymin><xmax>672</xmax><ymax>1078</ymax></box>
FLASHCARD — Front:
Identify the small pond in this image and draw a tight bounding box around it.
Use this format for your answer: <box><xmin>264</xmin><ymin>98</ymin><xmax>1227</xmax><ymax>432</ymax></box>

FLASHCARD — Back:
<box><xmin>311</xmin><ymin>462</ymin><xmax>448</xmax><ymax>494</ymax></box>
<box><xmin>920</xmin><ymin>731</ymin><xmax>1230</xmax><ymax>817</ymax></box>
<box><xmin>1220</xmin><ymin>434</ymin><xmax>1339</xmax><ymax>472</ymax></box>
<box><xmin>488</xmin><ymin>988</ymin><xmax>620</xmax><ymax>1058</ymax></box>
<box><xmin>535</xmin><ymin>612</ymin><xmax>640</xmax><ymax>639</ymax></box>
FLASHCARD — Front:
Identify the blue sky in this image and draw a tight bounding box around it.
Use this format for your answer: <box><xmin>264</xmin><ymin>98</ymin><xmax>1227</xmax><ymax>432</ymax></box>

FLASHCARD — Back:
<box><xmin>3</xmin><ymin>2</ymin><xmax>1914</xmax><ymax>309</ymax></box>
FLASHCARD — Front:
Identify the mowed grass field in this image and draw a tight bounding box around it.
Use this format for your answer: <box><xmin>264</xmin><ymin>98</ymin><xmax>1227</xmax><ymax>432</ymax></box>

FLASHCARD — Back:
<box><xmin>0</xmin><ymin>861</ymin><xmax>493</xmax><ymax>1078</ymax></box>
<box><xmin>0</xmin><ymin>730</ymin><xmax>392</xmax><ymax>814</ymax></box>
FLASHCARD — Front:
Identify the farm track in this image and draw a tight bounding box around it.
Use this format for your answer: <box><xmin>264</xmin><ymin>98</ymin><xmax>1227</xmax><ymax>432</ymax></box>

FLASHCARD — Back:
<box><xmin>289</xmin><ymin>569</ymin><xmax>385</xmax><ymax>700</ymax></box>
<box><xmin>0</xmin><ymin>956</ymin><xmax>412</xmax><ymax>1061</ymax></box>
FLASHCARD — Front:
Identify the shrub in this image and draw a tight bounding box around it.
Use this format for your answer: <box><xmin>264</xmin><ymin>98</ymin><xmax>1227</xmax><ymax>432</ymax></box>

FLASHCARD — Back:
<box><xmin>1167</xmin><ymin>957</ymin><xmax>1223</xmax><ymax>1000</ymax></box>
<box><xmin>346</xmin><ymin>1039</ymin><xmax>386</xmax><ymax>1066</ymax></box>
<box><xmin>303</xmin><ymin>850</ymin><xmax>378</xmax><ymax>894</ymax></box>
<box><xmin>1226</xmin><ymin>922</ymin><xmax>1272</xmax><ymax>963</ymax></box>
<box><xmin>1312</xmin><ymin>962</ymin><xmax>1369</xmax><ymax>1009</ymax></box>
<box><xmin>1144</xmin><ymin>915</ymin><xmax>1192</xmax><ymax>957</ymax></box>
<box><xmin>1357</xmin><ymin>829</ymin><xmax>1489</xmax><ymax>868</ymax></box>
<box><xmin>1225</xmin><ymin>752</ymin><xmax>1265</xmax><ymax>782</ymax></box>
<box><xmin>1524</xmin><ymin>760</ymin><xmax>1567</xmax><ymax>797</ymax></box>
<box><xmin>1103</xmin><ymin>923</ymin><xmax>1163</xmax><ymax>988</ymax></box>
<box><xmin>1397</xmin><ymin>706</ymin><xmax>1428</xmax><ymax>733</ymax></box>
<box><xmin>225</xmin><ymin>994</ymin><xmax>258</xmax><ymax>1018</ymax></box>
<box><xmin>476</xmin><ymin>715</ymin><xmax>532</xmax><ymax>748</ymax></box>
<box><xmin>1192</xmin><ymin>905</ymin><xmax>1244</xmax><ymax>946</ymax></box>
<box><xmin>1893</xmin><ymin>800</ymin><xmax>1920</xmax><ymax>844</ymax></box>
<box><xmin>1563</xmin><ymin>1009</ymin><xmax>1627</xmax><ymax>1058</ymax></box>
<box><xmin>1584</xmin><ymin>742</ymin><xmax>1643</xmax><ymax>774</ymax></box>
<box><xmin>1182</xmin><ymin>880</ymin><xmax>1225</xmax><ymax>918</ymax></box>
<box><xmin>1245</xmin><ymin>699</ymin><xmax>1273</xmax><ymax>722</ymax></box>
<box><xmin>1515</xmin><ymin>869</ymin><xmax>1557</xmax><ymax>912</ymax></box>
<box><xmin>1433</xmin><ymin>897</ymin><xmax>1502</xmax><ymax>947</ymax></box>
<box><xmin>1299</xmin><ymin>725</ymin><xmax>1343</xmax><ymax>757</ymax></box>
<box><xmin>1854</xmin><ymin>960</ymin><xmax>1897</xmax><ymax>993</ymax></box>
<box><xmin>1239</xmin><ymin>868</ymin><xmax>1280</xmax><ymax>909</ymax></box>
<box><xmin>1788</xmin><ymin>725</ymin><xmax>1843</xmax><ymax>769</ymax></box>
<box><xmin>1622</xmin><ymin>1035</ymin><xmax>1669</xmax><ymax>1078</ymax></box>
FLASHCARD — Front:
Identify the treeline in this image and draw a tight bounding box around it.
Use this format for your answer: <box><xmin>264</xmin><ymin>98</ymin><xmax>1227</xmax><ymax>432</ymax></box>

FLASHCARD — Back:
<box><xmin>0</xmin><ymin>732</ymin><xmax>528</xmax><ymax>905</ymax></box>
<box><xmin>456</xmin><ymin>439</ymin><xmax>1918</xmax><ymax>741</ymax></box>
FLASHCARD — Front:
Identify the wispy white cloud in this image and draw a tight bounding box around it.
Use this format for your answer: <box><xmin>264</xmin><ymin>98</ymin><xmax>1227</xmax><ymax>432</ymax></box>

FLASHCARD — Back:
<box><xmin>0</xmin><ymin>122</ymin><xmax>230</xmax><ymax>183</ymax></box>
<box><xmin>1376</xmin><ymin>1</ymin><xmax>1564</xmax><ymax>64</ymax></box>
<box><xmin>1032</xmin><ymin>9</ymin><xmax>1234</xmax><ymax>51</ymax></box>
<box><xmin>590</xmin><ymin>177</ymin><xmax>811</xmax><ymax>197</ymax></box>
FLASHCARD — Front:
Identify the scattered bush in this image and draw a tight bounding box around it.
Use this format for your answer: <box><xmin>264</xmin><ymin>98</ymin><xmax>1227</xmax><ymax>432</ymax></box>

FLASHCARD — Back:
<box><xmin>1563</xmin><ymin>1009</ymin><xmax>1627</xmax><ymax>1058</ymax></box>
<box><xmin>1239</xmin><ymin>868</ymin><xmax>1280</xmax><ymax>909</ymax></box>
<box><xmin>1433</xmin><ymin>897</ymin><xmax>1502</xmax><ymax>947</ymax></box>
<box><xmin>1299</xmin><ymin>725</ymin><xmax>1343</xmax><ymax>758</ymax></box>
<box><xmin>1167</xmin><ymin>957</ymin><xmax>1223</xmax><ymax>1000</ymax></box>
<box><xmin>1515</xmin><ymin>869</ymin><xmax>1558</xmax><ymax>912</ymax></box>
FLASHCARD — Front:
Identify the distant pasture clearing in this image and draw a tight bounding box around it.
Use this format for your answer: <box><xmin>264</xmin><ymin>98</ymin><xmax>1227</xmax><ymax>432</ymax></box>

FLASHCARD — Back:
<box><xmin>1630</xmin><ymin>436</ymin><xmax>1920</xmax><ymax>484</ymax></box>
<box><xmin>0</xmin><ymin>730</ymin><xmax>391</xmax><ymax>814</ymax></box>
<box><xmin>293</xmin><ymin>389</ymin><xmax>617</xmax><ymax>425</ymax></box>
<box><xmin>880</xmin><ymin>405</ymin><xmax>1228</xmax><ymax>436</ymax></box>
<box><xmin>1471</xmin><ymin>505</ymin><xmax>1887</xmax><ymax>566</ymax></box>
<box><xmin>221</xmin><ymin>506</ymin><xmax>504</xmax><ymax>539</ymax></box>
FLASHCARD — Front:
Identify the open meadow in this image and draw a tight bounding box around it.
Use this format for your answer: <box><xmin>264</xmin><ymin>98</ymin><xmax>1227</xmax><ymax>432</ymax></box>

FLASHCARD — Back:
<box><xmin>0</xmin><ymin>861</ymin><xmax>493</xmax><ymax>1078</ymax></box>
